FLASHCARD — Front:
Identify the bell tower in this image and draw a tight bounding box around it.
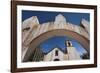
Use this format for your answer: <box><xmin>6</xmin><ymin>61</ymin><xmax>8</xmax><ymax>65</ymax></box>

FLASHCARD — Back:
<box><xmin>65</xmin><ymin>40</ymin><xmax>81</xmax><ymax>60</ymax></box>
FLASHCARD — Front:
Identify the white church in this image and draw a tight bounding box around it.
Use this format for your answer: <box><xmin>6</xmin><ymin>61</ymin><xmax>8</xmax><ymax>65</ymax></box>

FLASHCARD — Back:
<box><xmin>43</xmin><ymin>40</ymin><xmax>81</xmax><ymax>61</ymax></box>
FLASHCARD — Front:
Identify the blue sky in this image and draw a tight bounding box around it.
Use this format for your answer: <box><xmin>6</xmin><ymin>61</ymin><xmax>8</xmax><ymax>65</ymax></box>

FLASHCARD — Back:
<box><xmin>22</xmin><ymin>10</ymin><xmax>90</xmax><ymax>55</ymax></box>
<box><xmin>22</xmin><ymin>10</ymin><xmax>90</xmax><ymax>25</ymax></box>
<box><xmin>39</xmin><ymin>36</ymin><xmax>87</xmax><ymax>55</ymax></box>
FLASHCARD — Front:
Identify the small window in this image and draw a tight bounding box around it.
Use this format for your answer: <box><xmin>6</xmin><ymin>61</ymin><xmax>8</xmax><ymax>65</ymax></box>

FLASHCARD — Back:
<box><xmin>55</xmin><ymin>50</ymin><xmax>58</xmax><ymax>56</ymax></box>
<box><xmin>23</xmin><ymin>27</ymin><xmax>30</xmax><ymax>31</ymax></box>
<box><xmin>68</xmin><ymin>42</ymin><xmax>71</xmax><ymax>46</ymax></box>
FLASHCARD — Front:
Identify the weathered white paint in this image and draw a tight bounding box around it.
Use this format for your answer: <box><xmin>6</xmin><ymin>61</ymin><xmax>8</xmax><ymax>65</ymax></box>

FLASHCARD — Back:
<box><xmin>43</xmin><ymin>48</ymin><xmax>69</xmax><ymax>61</ymax></box>
<box><xmin>22</xmin><ymin>14</ymin><xmax>89</xmax><ymax>61</ymax></box>
<box><xmin>43</xmin><ymin>46</ymin><xmax>81</xmax><ymax>61</ymax></box>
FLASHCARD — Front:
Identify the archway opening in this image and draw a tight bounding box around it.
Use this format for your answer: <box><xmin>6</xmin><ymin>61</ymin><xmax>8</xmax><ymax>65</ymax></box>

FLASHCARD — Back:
<box><xmin>22</xmin><ymin>29</ymin><xmax>89</xmax><ymax>62</ymax></box>
<box><xmin>25</xmin><ymin>35</ymin><xmax>89</xmax><ymax>62</ymax></box>
<box><xmin>54</xmin><ymin>59</ymin><xmax>60</xmax><ymax>61</ymax></box>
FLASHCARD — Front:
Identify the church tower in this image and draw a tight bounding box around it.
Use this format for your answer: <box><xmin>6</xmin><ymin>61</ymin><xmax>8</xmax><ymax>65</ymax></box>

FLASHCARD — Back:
<box><xmin>66</xmin><ymin>40</ymin><xmax>81</xmax><ymax>60</ymax></box>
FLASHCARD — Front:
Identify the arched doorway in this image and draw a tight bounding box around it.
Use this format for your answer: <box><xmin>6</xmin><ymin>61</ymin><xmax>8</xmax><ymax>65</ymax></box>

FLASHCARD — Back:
<box><xmin>54</xmin><ymin>59</ymin><xmax>60</xmax><ymax>61</ymax></box>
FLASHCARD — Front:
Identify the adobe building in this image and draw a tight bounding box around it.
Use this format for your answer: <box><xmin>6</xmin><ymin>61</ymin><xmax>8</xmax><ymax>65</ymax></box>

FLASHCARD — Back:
<box><xmin>22</xmin><ymin>14</ymin><xmax>89</xmax><ymax>62</ymax></box>
<box><xmin>43</xmin><ymin>41</ymin><xmax>81</xmax><ymax>61</ymax></box>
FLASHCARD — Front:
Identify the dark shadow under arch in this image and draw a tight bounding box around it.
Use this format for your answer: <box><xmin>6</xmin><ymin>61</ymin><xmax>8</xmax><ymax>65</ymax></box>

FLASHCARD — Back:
<box><xmin>54</xmin><ymin>59</ymin><xmax>60</xmax><ymax>61</ymax></box>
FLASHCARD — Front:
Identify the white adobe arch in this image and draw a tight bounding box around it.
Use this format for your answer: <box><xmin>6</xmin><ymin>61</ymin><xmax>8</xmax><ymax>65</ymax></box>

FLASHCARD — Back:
<box><xmin>22</xmin><ymin>29</ymin><xmax>89</xmax><ymax>62</ymax></box>
<box><xmin>22</xmin><ymin>14</ymin><xmax>90</xmax><ymax>62</ymax></box>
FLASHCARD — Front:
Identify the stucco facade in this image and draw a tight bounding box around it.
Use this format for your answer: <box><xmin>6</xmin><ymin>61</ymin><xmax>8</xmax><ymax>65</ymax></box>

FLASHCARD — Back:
<box><xmin>43</xmin><ymin>41</ymin><xmax>81</xmax><ymax>61</ymax></box>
